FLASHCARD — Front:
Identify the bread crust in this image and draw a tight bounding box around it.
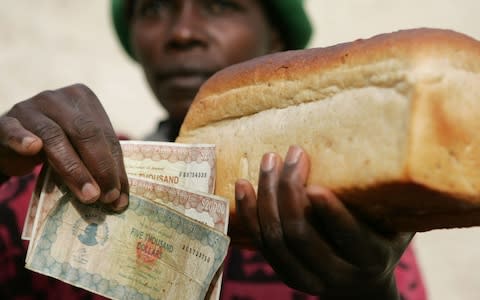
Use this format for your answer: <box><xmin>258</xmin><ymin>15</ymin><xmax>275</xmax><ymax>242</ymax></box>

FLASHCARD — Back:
<box><xmin>181</xmin><ymin>28</ymin><xmax>480</xmax><ymax>132</ymax></box>
<box><xmin>177</xmin><ymin>28</ymin><xmax>480</xmax><ymax>236</ymax></box>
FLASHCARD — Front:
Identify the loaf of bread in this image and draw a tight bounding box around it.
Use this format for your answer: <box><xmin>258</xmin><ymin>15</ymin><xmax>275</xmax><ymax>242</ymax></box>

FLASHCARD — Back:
<box><xmin>176</xmin><ymin>28</ymin><xmax>480</xmax><ymax>234</ymax></box>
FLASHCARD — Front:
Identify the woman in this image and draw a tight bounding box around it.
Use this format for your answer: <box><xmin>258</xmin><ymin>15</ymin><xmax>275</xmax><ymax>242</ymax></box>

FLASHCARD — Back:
<box><xmin>0</xmin><ymin>0</ymin><xmax>425</xmax><ymax>299</ymax></box>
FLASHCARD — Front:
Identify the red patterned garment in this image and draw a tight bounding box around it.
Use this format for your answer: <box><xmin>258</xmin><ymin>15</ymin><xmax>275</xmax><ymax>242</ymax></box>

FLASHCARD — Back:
<box><xmin>221</xmin><ymin>246</ymin><xmax>426</xmax><ymax>300</ymax></box>
<box><xmin>0</xmin><ymin>171</ymin><xmax>427</xmax><ymax>300</ymax></box>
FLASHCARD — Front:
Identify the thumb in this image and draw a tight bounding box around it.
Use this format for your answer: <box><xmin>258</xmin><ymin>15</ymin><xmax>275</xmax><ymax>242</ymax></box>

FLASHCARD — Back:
<box><xmin>0</xmin><ymin>116</ymin><xmax>43</xmax><ymax>155</ymax></box>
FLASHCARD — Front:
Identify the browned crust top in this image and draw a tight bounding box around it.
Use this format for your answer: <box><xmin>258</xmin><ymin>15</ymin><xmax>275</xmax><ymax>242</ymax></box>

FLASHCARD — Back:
<box><xmin>180</xmin><ymin>28</ymin><xmax>480</xmax><ymax>133</ymax></box>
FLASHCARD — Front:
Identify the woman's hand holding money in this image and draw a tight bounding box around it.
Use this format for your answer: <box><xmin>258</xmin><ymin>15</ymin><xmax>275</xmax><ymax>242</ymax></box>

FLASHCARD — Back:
<box><xmin>0</xmin><ymin>84</ymin><xmax>129</xmax><ymax>211</ymax></box>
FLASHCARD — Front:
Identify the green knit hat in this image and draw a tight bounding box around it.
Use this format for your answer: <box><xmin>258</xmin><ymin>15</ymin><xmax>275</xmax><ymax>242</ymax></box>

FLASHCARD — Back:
<box><xmin>111</xmin><ymin>0</ymin><xmax>313</xmax><ymax>59</ymax></box>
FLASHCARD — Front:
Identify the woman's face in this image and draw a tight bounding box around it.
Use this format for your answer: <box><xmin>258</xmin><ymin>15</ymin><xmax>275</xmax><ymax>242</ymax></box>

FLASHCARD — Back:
<box><xmin>130</xmin><ymin>0</ymin><xmax>282</xmax><ymax>123</ymax></box>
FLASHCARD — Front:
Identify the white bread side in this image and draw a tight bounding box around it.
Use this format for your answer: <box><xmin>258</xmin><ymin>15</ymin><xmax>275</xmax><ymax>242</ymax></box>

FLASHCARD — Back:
<box><xmin>177</xmin><ymin>28</ymin><xmax>480</xmax><ymax>234</ymax></box>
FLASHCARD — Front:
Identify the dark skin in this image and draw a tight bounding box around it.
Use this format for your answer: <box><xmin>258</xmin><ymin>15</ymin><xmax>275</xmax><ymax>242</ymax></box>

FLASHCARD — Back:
<box><xmin>0</xmin><ymin>0</ymin><xmax>411</xmax><ymax>298</ymax></box>
<box><xmin>236</xmin><ymin>146</ymin><xmax>412</xmax><ymax>299</ymax></box>
<box><xmin>0</xmin><ymin>84</ymin><xmax>129</xmax><ymax>210</ymax></box>
<box><xmin>130</xmin><ymin>0</ymin><xmax>283</xmax><ymax>125</ymax></box>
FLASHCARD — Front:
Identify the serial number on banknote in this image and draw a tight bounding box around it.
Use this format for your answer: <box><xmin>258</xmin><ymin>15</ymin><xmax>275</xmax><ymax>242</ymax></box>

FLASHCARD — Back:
<box><xmin>179</xmin><ymin>172</ymin><xmax>208</xmax><ymax>178</ymax></box>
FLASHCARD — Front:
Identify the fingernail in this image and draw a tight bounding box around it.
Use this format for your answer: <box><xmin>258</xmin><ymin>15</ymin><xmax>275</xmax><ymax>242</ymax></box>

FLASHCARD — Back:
<box><xmin>235</xmin><ymin>187</ymin><xmax>245</xmax><ymax>201</ymax></box>
<box><xmin>82</xmin><ymin>182</ymin><xmax>100</xmax><ymax>203</ymax></box>
<box><xmin>104</xmin><ymin>188</ymin><xmax>120</xmax><ymax>204</ymax></box>
<box><xmin>22</xmin><ymin>136</ymin><xmax>37</xmax><ymax>149</ymax></box>
<box><xmin>285</xmin><ymin>146</ymin><xmax>302</xmax><ymax>165</ymax></box>
<box><xmin>261</xmin><ymin>153</ymin><xmax>275</xmax><ymax>172</ymax></box>
<box><xmin>112</xmin><ymin>193</ymin><xmax>129</xmax><ymax>211</ymax></box>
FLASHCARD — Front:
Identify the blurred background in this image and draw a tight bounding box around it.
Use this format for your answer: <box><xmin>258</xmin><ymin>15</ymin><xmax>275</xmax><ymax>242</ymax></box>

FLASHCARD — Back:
<box><xmin>2</xmin><ymin>1</ymin><xmax>480</xmax><ymax>299</ymax></box>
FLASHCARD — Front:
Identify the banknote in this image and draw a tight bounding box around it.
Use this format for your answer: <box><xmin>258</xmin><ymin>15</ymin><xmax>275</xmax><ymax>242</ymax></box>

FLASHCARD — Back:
<box><xmin>128</xmin><ymin>176</ymin><xmax>229</xmax><ymax>234</ymax></box>
<box><xmin>26</xmin><ymin>192</ymin><xmax>230</xmax><ymax>300</ymax></box>
<box><xmin>22</xmin><ymin>195</ymin><xmax>40</xmax><ymax>240</ymax></box>
<box><xmin>22</xmin><ymin>167</ymin><xmax>63</xmax><ymax>243</ymax></box>
<box><xmin>22</xmin><ymin>141</ymin><xmax>217</xmax><ymax>241</ymax></box>
<box><xmin>128</xmin><ymin>176</ymin><xmax>230</xmax><ymax>300</ymax></box>
<box><xmin>21</xmin><ymin>167</ymin><xmax>45</xmax><ymax>240</ymax></box>
<box><xmin>121</xmin><ymin>141</ymin><xmax>216</xmax><ymax>193</ymax></box>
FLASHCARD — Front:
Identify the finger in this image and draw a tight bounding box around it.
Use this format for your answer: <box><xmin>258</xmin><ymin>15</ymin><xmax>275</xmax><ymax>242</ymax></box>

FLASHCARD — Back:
<box><xmin>7</xmin><ymin>91</ymin><xmax>105</xmax><ymax>203</ymax></box>
<box><xmin>21</xmin><ymin>112</ymin><xmax>101</xmax><ymax>204</ymax></box>
<box><xmin>63</xmin><ymin>113</ymin><xmax>120</xmax><ymax>204</ymax></box>
<box><xmin>277</xmin><ymin>146</ymin><xmax>353</xmax><ymax>281</ymax></box>
<box><xmin>235</xmin><ymin>179</ymin><xmax>261</xmax><ymax>246</ymax></box>
<box><xmin>8</xmin><ymin>93</ymin><xmax>102</xmax><ymax>203</ymax></box>
<box><xmin>33</xmin><ymin>85</ymin><xmax>121</xmax><ymax>203</ymax></box>
<box><xmin>64</xmin><ymin>85</ymin><xmax>128</xmax><ymax>210</ymax></box>
<box><xmin>108</xmin><ymin>133</ymin><xmax>129</xmax><ymax>211</ymax></box>
<box><xmin>0</xmin><ymin>116</ymin><xmax>43</xmax><ymax>155</ymax></box>
<box><xmin>256</xmin><ymin>152</ymin><xmax>324</xmax><ymax>293</ymax></box>
<box><xmin>307</xmin><ymin>186</ymin><xmax>410</xmax><ymax>273</ymax></box>
<box><xmin>257</xmin><ymin>153</ymin><xmax>284</xmax><ymax>246</ymax></box>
